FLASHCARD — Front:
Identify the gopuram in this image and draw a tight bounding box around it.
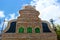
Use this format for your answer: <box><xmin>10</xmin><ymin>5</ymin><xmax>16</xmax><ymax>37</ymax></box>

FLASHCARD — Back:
<box><xmin>2</xmin><ymin>5</ymin><xmax>57</xmax><ymax>40</ymax></box>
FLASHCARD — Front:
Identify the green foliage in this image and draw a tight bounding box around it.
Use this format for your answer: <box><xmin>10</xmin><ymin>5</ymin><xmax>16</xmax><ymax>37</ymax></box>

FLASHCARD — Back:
<box><xmin>56</xmin><ymin>24</ymin><xmax>60</xmax><ymax>35</ymax></box>
<box><xmin>55</xmin><ymin>24</ymin><xmax>60</xmax><ymax>40</ymax></box>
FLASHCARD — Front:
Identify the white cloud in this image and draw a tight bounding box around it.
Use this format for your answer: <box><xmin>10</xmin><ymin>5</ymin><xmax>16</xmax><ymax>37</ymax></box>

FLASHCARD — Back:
<box><xmin>3</xmin><ymin>13</ymin><xmax>17</xmax><ymax>30</ymax></box>
<box><xmin>0</xmin><ymin>11</ymin><xmax>5</xmax><ymax>30</ymax></box>
<box><xmin>0</xmin><ymin>11</ymin><xmax>5</xmax><ymax>18</ymax></box>
<box><xmin>5</xmin><ymin>13</ymin><xmax>17</xmax><ymax>25</ymax></box>
<box><xmin>0</xmin><ymin>12</ymin><xmax>17</xmax><ymax>30</ymax></box>
<box><xmin>30</xmin><ymin>0</ymin><xmax>60</xmax><ymax>24</ymax></box>
<box><xmin>40</xmin><ymin>5</ymin><xmax>60</xmax><ymax>20</ymax></box>
<box><xmin>9</xmin><ymin>13</ymin><xmax>17</xmax><ymax>20</ymax></box>
<box><xmin>5</xmin><ymin>13</ymin><xmax>17</xmax><ymax>21</ymax></box>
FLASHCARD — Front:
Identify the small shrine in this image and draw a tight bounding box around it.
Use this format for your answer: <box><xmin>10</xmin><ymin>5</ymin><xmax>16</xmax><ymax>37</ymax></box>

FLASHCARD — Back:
<box><xmin>2</xmin><ymin>5</ymin><xmax>57</xmax><ymax>40</ymax></box>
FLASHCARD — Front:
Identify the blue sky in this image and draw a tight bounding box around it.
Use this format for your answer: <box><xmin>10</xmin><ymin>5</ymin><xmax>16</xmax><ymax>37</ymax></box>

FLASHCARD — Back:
<box><xmin>0</xmin><ymin>0</ymin><xmax>32</xmax><ymax>19</ymax></box>
<box><xmin>0</xmin><ymin>0</ymin><xmax>60</xmax><ymax>30</ymax></box>
<box><xmin>0</xmin><ymin>0</ymin><xmax>32</xmax><ymax>30</ymax></box>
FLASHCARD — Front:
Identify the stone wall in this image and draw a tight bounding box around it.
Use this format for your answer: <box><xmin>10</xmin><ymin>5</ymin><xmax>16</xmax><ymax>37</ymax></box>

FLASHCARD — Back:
<box><xmin>2</xmin><ymin>33</ymin><xmax>57</xmax><ymax>40</ymax></box>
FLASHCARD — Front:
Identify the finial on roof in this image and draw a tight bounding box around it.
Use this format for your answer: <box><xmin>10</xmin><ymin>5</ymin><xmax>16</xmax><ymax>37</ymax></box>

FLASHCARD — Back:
<box><xmin>22</xmin><ymin>5</ymin><xmax>36</xmax><ymax>10</ymax></box>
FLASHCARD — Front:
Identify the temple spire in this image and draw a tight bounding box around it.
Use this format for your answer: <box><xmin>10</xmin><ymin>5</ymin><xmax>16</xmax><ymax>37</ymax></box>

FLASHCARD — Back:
<box><xmin>22</xmin><ymin>5</ymin><xmax>36</xmax><ymax>10</ymax></box>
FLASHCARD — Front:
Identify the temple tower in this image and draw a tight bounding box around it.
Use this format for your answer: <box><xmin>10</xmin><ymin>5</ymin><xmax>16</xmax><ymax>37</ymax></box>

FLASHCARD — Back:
<box><xmin>16</xmin><ymin>5</ymin><xmax>42</xmax><ymax>33</ymax></box>
<box><xmin>2</xmin><ymin>5</ymin><xmax>57</xmax><ymax>40</ymax></box>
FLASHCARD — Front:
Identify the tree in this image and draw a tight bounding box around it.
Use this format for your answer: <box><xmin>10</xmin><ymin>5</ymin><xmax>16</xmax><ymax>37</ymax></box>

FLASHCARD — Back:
<box><xmin>55</xmin><ymin>24</ymin><xmax>60</xmax><ymax>40</ymax></box>
<box><xmin>56</xmin><ymin>24</ymin><xmax>60</xmax><ymax>35</ymax></box>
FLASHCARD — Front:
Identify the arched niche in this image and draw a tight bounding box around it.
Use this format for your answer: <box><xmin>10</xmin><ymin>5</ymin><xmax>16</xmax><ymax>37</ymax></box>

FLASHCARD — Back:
<box><xmin>35</xmin><ymin>27</ymin><xmax>40</xmax><ymax>33</ymax></box>
<box><xmin>27</xmin><ymin>27</ymin><xmax>32</xmax><ymax>33</ymax></box>
<box><xmin>3</xmin><ymin>19</ymin><xmax>16</xmax><ymax>33</ymax></box>
<box><xmin>42</xmin><ymin>20</ymin><xmax>56</xmax><ymax>33</ymax></box>
<box><xmin>18</xmin><ymin>27</ymin><xmax>24</xmax><ymax>33</ymax></box>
